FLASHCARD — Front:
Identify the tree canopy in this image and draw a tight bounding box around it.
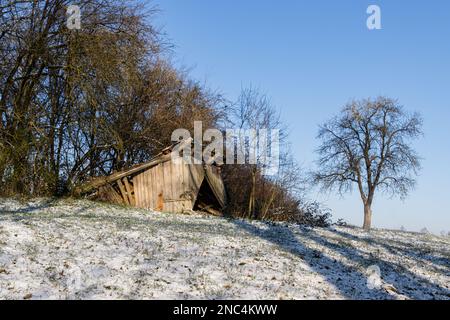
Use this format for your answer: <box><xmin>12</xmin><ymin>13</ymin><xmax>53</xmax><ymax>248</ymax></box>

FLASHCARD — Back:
<box><xmin>314</xmin><ymin>97</ymin><xmax>422</xmax><ymax>230</ymax></box>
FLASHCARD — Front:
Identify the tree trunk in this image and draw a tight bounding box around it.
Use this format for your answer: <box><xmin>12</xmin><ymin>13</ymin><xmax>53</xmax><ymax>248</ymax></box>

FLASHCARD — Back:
<box><xmin>363</xmin><ymin>202</ymin><xmax>372</xmax><ymax>231</ymax></box>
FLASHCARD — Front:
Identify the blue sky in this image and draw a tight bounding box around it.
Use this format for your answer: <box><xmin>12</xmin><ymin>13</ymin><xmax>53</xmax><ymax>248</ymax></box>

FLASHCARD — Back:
<box><xmin>152</xmin><ymin>0</ymin><xmax>450</xmax><ymax>233</ymax></box>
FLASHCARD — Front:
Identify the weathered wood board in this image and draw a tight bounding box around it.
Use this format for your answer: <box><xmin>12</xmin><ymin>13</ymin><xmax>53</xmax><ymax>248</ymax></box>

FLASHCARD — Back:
<box><xmin>80</xmin><ymin>139</ymin><xmax>226</xmax><ymax>214</ymax></box>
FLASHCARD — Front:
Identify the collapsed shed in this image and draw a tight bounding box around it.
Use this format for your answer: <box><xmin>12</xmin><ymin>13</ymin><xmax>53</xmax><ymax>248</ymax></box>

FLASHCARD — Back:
<box><xmin>75</xmin><ymin>139</ymin><xmax>227</xmax><ymax>215</ymax></box>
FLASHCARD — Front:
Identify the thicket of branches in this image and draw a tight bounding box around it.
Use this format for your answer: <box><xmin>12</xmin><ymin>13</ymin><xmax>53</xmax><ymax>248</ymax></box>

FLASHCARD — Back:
<box><xmin>0</xmin><ymin>0</ymin><xmax>328</xmax><ymax>225</ymax></box>
<box><xmin>0</xmin><ymin>0</ymin><xmax>219</xmax><ymax>195</ymax></box>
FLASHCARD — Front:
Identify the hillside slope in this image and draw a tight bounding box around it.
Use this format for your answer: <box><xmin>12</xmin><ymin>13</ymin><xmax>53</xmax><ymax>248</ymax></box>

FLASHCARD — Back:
<box><xmin>0</xmin><ymin>198</ymin><xmax>448</xmax><ymax>300</ymax></box>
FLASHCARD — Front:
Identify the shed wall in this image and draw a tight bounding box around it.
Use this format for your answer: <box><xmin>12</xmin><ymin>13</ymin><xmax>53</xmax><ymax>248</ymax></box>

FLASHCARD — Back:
<box><xmin>133</xmin><ymin>161</ymin><xmax>206</xmax><ymax>213</ymax></box>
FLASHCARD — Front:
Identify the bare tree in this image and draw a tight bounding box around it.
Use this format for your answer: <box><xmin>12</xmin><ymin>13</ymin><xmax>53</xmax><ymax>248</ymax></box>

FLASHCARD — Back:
<box><xmin>222</xmin><ymin>87</ymin><xmax>313</xmax><ymax>222</ymax></box>
<box><xmin>313</xmin><ymin>97</ymin><xmax>422</xmax><ymax>231</ymax></box>
<box><xmin>0</xmin><ymin>0</ymin><xmax>222</xmax><ymax>196</ymax></box>
<box><xmin>228</xmin><ymin>87</ymin><xmax>287</xmax><ymax>218</ymax></box>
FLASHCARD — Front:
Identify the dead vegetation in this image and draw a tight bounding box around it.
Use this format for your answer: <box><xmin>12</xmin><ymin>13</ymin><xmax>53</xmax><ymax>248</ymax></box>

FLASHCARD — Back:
<box><xmin>0</xmin><ymin>0</ymin><xmax>315</xmax><ymax>224</ymax></box>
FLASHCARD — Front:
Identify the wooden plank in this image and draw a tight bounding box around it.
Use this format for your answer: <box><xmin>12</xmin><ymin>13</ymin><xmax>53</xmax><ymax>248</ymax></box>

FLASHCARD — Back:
<box><xmin>180</xmin><ymin>164</ymin><xmax>190</xmax><ymax>212</ymax></box>
<box><xmin>162</xmin><ymin>161</ymin><xmax>173</xmax><ymax>212</ymax></box>
<box><xmin>74</xmin><ymin>154</ymin><xmax>172</xmax><ymax>195</ymax></box>
<box><xmin>191</xmin><ymin>164</ymin><xmax>205</xmax><ymax>205</ymax></box>
<box><xmin>187</xmin><ymin>164</ymin><xmax>204</xmax><ymax>191</ymax></box>
<box><xmin>150</xmin><ymin>166</ymin><xmax>157</xmax><ymax>210</ymax></box>
<box><xmin>197</xmin><ymin>201</ymin><xmax>222</xmax><ymax>216</ymax></box>
<box><xmin>171</xmin><ymin>163</ymin><xmax>183</xmax><ymax>212</ymax></box>
<box><xmin>181</xmin><ymin>164</ymin><xmax>193</xmax><ymax>212</ymax></box>
<box><xmin>141</xmin><ymin>172</ymin><xmax>147</xmax><ymax>208</ymax></box>
<box><xmin>123</xmin><ymin>177</ymin><xmax>135</xmax><ymax>206</ymax></box>
<box><xmin>146</xmin><ymin>170</ymin><xmax>151</xmax><ymax>209</ymax></box>
<box><xmin>155</xmin><ymin>164</ymin><xmax>164</xmax><ymax>211</ymax></box>
<box><xmin>183</xmin><ymin>164</ymin><xmax>195</xmax><ymax>207</ymax></box>
<box><xmin>145</xmin><ymin>169</ymin><xmax>152</xmax><ymax>209</ymax></box>
<box><xmin>139</xmin><ymin>173</ymin><xmax>145</xmax><ymax>208</ymax></box>
<box><xmin>137</xmin><ymin>174</ymin><xmax>142</xmax><ymax>207</ymax></box>
<box><xmin>139</xmin><ymin>171</ymin><xmax>145</xmax><ymax>208</ymax></box>
<box><xmin>134</xmin><ymin>174</ymin><xmax>142</xmax><ymax>208</ymax></box>
<box><xmin>139</xmin><ymin>170</ymin><xmax>145</xmax><ymax>208</ymax></box>
<box><xmin>98</xmin><ymin>186</ymin><xmax>106</xmax><ymax>200</ymax></box>
<box><xmin>182</xmin><ymin>163</ymin><xmax>190</xmax><ymax>208</ymax></box>
<box><xmin>75</xmin><ymin>138</ymin><xmax>194</xmax><ymax>195</ymax></box>
<box><xmin>104</xmin><ymin>184</ymin><xmax>124</xmax><ymax>205</ymax></box>
<box><xmin>116</xmin><ymin>179</ymin><xmax>130</xmax><ymax>205</ymax></box>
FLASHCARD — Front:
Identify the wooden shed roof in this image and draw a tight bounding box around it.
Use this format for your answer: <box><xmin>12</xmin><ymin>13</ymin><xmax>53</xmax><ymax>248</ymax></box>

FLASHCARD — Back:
<box><xmin>75</xmin><ymin>138</ymin><xmax>226</xmax><ymax>211</ymax></box>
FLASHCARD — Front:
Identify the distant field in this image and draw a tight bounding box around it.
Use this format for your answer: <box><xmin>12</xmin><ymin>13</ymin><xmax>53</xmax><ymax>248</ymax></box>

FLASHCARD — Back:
<box><xmin>0</xmin><ymin>198</ymin><xmax>448</xmax><ymax>300</ymax></box>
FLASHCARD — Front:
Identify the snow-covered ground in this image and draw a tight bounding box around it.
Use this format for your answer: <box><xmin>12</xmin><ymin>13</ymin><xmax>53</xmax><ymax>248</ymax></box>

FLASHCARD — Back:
<box><xmin>0</xmin><ymin>198</ymin><xmax>448</xmax><ymax>300</ymax></box>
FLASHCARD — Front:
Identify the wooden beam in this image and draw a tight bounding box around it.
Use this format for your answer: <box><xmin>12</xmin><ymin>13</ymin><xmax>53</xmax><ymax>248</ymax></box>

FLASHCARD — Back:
<box><xmin>104</xmin><ymin>184</ymin><xmax>124</xmax><ymax>205</ymax></box>
<box><xmin>116</xmin><ymin>179</ymin><xmax>130</xmax><ymax>205</ymax></box>
<box><xmin>74</xmin><ymin>154</ymin><xmax>171</xmax><ymax>195</ymax></box>
<box><xmin>196</xmin><ymin>201</ymin><xmax>222</xmax><ymax>216</ymax></box>
<box><xmin>74</xmin><ymin>138</ymin><xmax>194</xmax><ymax>196</ymax></box>
<box><xmin>123</xmin><ymin>177</ymin><xmax>135</xmax><ymax>206</ymax></box>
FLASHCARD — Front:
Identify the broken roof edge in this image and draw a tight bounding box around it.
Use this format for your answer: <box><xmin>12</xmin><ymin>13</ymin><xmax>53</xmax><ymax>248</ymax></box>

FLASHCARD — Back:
<box><xmin>74</xmin><ymin>138</ymin><xmax>207</xmax><ymax>196</ymax></box>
